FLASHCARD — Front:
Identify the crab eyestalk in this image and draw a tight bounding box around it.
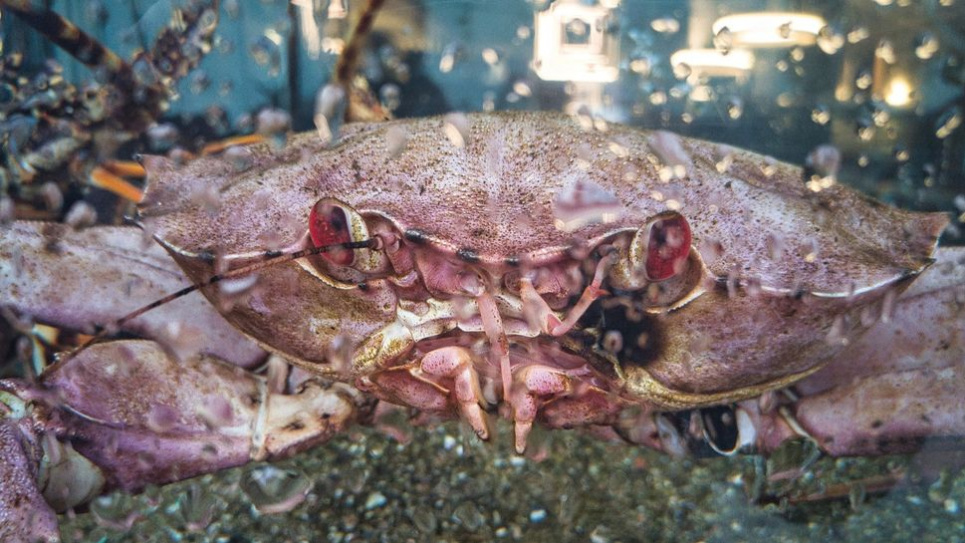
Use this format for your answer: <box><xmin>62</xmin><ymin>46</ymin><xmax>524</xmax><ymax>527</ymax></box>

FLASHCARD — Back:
<box><xmin>609</xmin><ymin>211</ymin><xmax>694</xmax><ymax>290</ymax></box>
<box><xmin>306</xmin><ymin>198</ymin><xmax>386</xmax><ymax>283</ymax></box>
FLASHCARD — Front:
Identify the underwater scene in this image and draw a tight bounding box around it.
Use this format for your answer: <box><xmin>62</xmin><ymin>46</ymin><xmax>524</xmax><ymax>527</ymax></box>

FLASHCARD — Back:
<box><xmin>1</xmin><ymin>0</ymin><xmax>965</xmax><ymax>541</ymax></box>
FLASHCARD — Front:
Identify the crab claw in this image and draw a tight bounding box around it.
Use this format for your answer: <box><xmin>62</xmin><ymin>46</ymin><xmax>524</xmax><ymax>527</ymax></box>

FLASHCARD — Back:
<box><xmin>0</xmin><ymin>339</ymin><xmax>359</xmax><ymax>539</ymax></box>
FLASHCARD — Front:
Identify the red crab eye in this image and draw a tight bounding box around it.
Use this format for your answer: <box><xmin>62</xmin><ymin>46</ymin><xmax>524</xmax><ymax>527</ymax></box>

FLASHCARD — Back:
<box><xmin>309</xmin><ymin>199</ymin><xmax>355</xmax><ymax>266</ymax></box>
<box><xmin>645</xmin><ymin>211</ymin><xmax>692</xmax><ymax>282</ymax></box>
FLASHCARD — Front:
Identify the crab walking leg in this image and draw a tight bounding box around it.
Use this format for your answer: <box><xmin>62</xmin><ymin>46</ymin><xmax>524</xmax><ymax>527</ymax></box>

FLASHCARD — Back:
<box><xmin>519</xmin><ymin>255</ymin><xmax>612</xmax><ymax>337</ymax></box>
<box><xmin>747</xmin><ymin>247</ymin><xmax>965</xmax><ymax>456</ymax></box>
<box><xmin>365</xmin><ymin>347</ymin><xmax>490</xmax><ymax>440</ymax></box>
<box><xmin>0</xmin><ymin>340</ymin><xmax>357</xmax><ymax>532</ymax></box>
<box><xmin>508</xmin><ymin>365</ymin><xmax>571</xmax><ymax>454</ymax></box>
<box><xmin>476</xmin><ymin>292</ymin><xmax>513</xmax><ymax>401</ymax></box>
<box><xmin>419</xmin><ymin>347</ymin><xmax>490</xmax><ymax>440</ymax></box>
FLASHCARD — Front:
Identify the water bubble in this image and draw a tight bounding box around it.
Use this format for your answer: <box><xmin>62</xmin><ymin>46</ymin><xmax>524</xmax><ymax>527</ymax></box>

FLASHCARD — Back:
<box><xmin>847</xmin><ymin>26</ymin><xmax>869</xmax><ymax>44</ymax></box>
<box><xmin>915</xmin><ymin>32</ymin><xmax>940</xmax><ymax>60</ymax></box>
<box><xmin>410</xmin><ymin>507</ymin><xmax>438</xmax><ymax>533</ymax></box>
<box><xmin>314</xmin><ymin>83</ymin><xmax>346</xmax><ymax>146</ymax></box>
<box><xmin>856</xmin><ymin>119</ymin><xmax>875</xmax><ymax>141</ymax></box>
<box><xmin>513</xmin><ymin>80</ymin><xmax>533</xmax><ymax>97</ymax></box>
<box><xmin>875</xmin><ymin>40</ymin><xmax>896</xmax><ymax>64</ymax></box>
<box><xmin>651</xmin><ymin>18</ymin><xmax>680</xmax><ymax>35</ymax></box>
<box><xmin>482</xmin><ymin>48</ymin><xmax>501</xmax><ymax>65</ymax></box>
<box><xmin>256</xmin><ymin>108</ymin><xmax>291</xmax><ymax>149</ymax></box>
<box><xmin>189</xmin><ymin>70</ymin><xmax>210</xmax><ymax>94</ymax></box>
<box><xmin>565</xmin><ymin>18</ymin><xmax>590</xmax><ymax>42</ymax></box>
<box><xmin>176</xmin><ymin>483</ymin><xmax>218</xmax><ymax>532</ymax></box>
<box><xmin>629</xmin><ymin>55</ymin><xmax>651</xmax><ymax>75</ymax></box>
<box><xmin>90</xmin><ymin>492</ymin><xmax>143</xmax><ymax>530</ymax></box>
<box><xmin>0</xmin><ymin>196</ymin><xmax>13</xmax><ymax>225</ymax></box>
<box><xmin>326</xmin><ymin>333</ymin><xmax>354</xmax><ymax>376</ymax></box>
<box><xmin>713</xmin><ymin>27</ymin><xmax>733</xmax><ymax>54</ymax></box>
<box><xmin>552</xmin><ymin>179</ymin><xmax>623</xmax><ymax>232</ymax></box>
<box><xmin>443</xmin><ymin>112</ymin><xmax>470</xmax><ymax>148</ymax></box>
<box><xmin>439</xmin><ymin>41</ymin><xmax>464</xmax><ymax>73</ymax></box>
<box><xmin>811</xmin><ymin>104</ymin><xmax>831</xmax><ymax>125</ymax></box>
<box><xmin>725</xmin><ymin>97</ymin><xmax>743</xmax><ymax>120</ymax></box>
<box><xmin>40</xmin><ymin>182</ymin><xmax>63</xmax><ymax>213</ymax></box>
<box><xmin>806</xmin><ymin>145</ymin><xmax>841</xmax><ymax>179</ymax></box>
<box><xmin>817</xmin><ymin>26</ymin><xmax>845</xmax><ymax>55</ymax></box>
<box><xmin>249</xmin><ymin>35</ymin><xmax>281</xmax><ymax>76</ymax></box>
<box><xmin>482</xmin><ymin>91</ymin><xmax>496</xmax><ymax>112</ymax></box>
<box><xmin>871</xmin><ymin>106</ymin><xmax>891</xmax><ymax>127</ymax></box>
<box><xmin>452</xmin><ymin>501</ymin><xmax>485</xmax><ymax>529</ymax></box>
<box><xmin>379</xmin><ymin>83</ymin><xmax>402</xmax><ymax>111</ymax></box>
<box><xmin>240</xmin><ymin>465</ymin><xmax>312</xmax><ymax>515</ymax></box>
<box><xmin>715</xmin><ymin>153</ymin><xmax>734</xmax><ymax>174</ymax></box>
<box><xmin>384</xmin><ymin>125</ymin><xmax>408</xmax><ymax>157</ymax></box>
<box><xmin>64</xmin><ymin>201</ymin><xmax>98</xmax><ymax>229</ymax></box>
<box><xmin>147</xmin><ymin>123</ymin><xmax>179</xmax><ymax>151</ymax></box>
<box><xmin>672</xmin><ymin>61</ymin><xmax>692</xmax><ymax>80</ymax></box>
<box><xmin>826</xmin><ymin>314</ymin><xmax>849</xmax><ymax>345</ymax></box>
<box><xmin>893</xmin><ymin>146</ymin><xmax>910</xmax><ymax>162</ymax></box>
<box><xmin>936</xmin><ymin>106</ymin><xmax>962</xmax><ymax>139</ymax></box>
<box><xmin>221</xmin><ymin>145</ymin><xmax>252</xmax><ymax>174</ymax></box>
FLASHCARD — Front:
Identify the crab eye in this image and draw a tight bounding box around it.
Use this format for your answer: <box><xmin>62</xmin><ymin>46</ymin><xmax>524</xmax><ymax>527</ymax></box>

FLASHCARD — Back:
<box><xmin>309</xmin><ymin>199</ymin><xmax>355</xmax><ymax>266</ymax></box>
<box><xmin>644</xmin><ymin>211</ymin><xmax>692</xmax><ymax>282</ymax></box>
<box><xmin>608</xmin><ymin>210</ymin><xmax>699</xmax><ymax>295</ymax></box>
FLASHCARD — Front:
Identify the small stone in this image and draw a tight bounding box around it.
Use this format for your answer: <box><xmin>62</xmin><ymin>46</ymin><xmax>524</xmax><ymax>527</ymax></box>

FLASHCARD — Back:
<box><xmin>364</xmin><ymin>491</ymin><xmax>387</xmax><ymax>510</ymax></box>
<box><xmin>529</xmin><ymin>508</ymin><xmax>546</xmax><ymax>523</ymax></box>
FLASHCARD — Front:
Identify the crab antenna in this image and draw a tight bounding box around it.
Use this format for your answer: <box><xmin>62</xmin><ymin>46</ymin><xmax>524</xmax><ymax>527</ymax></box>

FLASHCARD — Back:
<box><xmin>58</xmin><ymin>238</ymin><xmax>376</xmax><ymax>364</ymax></box>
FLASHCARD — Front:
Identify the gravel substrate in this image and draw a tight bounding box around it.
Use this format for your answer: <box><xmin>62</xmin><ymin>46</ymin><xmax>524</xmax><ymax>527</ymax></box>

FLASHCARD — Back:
<box><xmin>57</xmin><ymin>419</ymin><xmax>965</xmax><ymax>543</ymax></box>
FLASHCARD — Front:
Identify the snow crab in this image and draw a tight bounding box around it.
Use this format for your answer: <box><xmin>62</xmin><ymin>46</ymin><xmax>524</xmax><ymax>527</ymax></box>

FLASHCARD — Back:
<box><xmin>2</xmin><ymin>111</ymin><xmax>964</xmax><ymax>541</ymax></box>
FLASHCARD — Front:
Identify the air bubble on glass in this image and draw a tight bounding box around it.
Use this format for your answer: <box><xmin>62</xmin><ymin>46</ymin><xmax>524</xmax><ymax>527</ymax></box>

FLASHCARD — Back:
<box><xmin>443</xmin><ymin>112</ymin><xmax>470</xmax><ymax>148</ymax></box>
<box><xmin>651</xmin><ymin>18</ymin><xmax>680</xmax><ymax>35</ymax></box>
<box><xmin>915</xmin><ymin>32</ymin><xmax>939</xmax><ymax>60</ymax></box>
<box><xmin>713</xmin><ymin>26</ymin><xmax>733</xmax><ymax>54</ymax></box>
<box><xmin>817</xmin><ymin>26</ymin><xmax>844</xmax><ymax>55</ymax></box>
<box><xmin>936</xmin><ymin>106</ymin><xmax>962</xmax><ymax>139</ymax></box>
<box><xmin>241</xmin><ymin>464</ymin><xmax>313</xmax><ymax>515</ymax></box>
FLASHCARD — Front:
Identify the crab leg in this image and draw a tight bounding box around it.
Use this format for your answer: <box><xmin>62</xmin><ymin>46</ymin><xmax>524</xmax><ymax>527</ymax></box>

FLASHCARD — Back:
<box><xmin>476</xmin><ymin>292</ymin><xmax>513</xmax><ymax>400</ymax></box>
<box><xmin>518</xmin><ymin>255</ymin><xmax>612</xmax><ymax>336</ymax></box>
<box><xmin>721</xmin><ymin>247</ymin><xmax>965</xmax><ymax>458</ymax></box>
<box><xmin>508</xmin><ymin>365</ymin><xmax>571</xmax><ymax>454</ymax></box>
<box><xmin>0</xmin><ymin>340</ymin><xmax>359</xmax><ymax>541</ymax></box>
<box><xmin>419</xmin><ymin>347</ymin><xmax>490</xmax><ymax>440</ymax></box>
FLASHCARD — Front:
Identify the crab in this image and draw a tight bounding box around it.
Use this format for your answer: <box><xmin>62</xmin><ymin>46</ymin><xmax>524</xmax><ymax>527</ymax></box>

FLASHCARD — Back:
<box><xmin>2</xmin><ymin>110</ymin><xmax>964</xmax><ymax>541</ymax></box>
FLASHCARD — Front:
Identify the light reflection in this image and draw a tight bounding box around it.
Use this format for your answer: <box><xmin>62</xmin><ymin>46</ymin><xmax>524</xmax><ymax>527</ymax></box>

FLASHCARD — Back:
<box><xmin>712</xmin><ymin>12</ymin><xmax>827</xmax><ymax>48</ymax></box>
<box><xmin>669</xmin><ymin>49</ymin><xmax>754</xmax><ymax>80</ymax></box>
<box><xmin>883</xmin><ymin>77</ymin><xmax>913</xmax><ymax>108</ymax></box>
